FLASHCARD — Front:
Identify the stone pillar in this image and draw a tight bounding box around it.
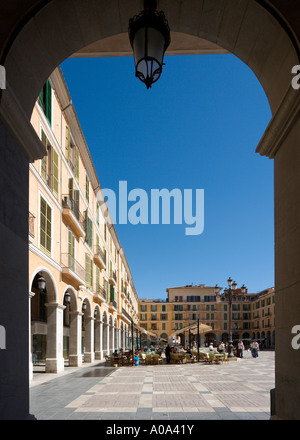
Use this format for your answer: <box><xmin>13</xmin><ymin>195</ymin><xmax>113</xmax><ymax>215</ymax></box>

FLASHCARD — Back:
<box><xmin>84</xmin><ymin>316</ymin><xmax>95</xmax><ymax>363</ymax></box>
<box><xmin>45</xmin><ymin>303</ymin><xmax>65</xmax><ymax>373</ymax></box>
<box><xmin>110</xmin><ymin>324</ymin><xmax>114</xmax><ymax>354</ymax></box>
<box><xmin>94</xmin><ymin>318</ymin><xmax>102</xmax><ymax>360</ymax></box>
<box><xmin>68</xmin><ymin>311</ymin><xmax>82</xmax><ymax>367</ymax></box>
<box><xmin>0</xmin><ymin>117</ymin><xmax>36</xmax><ymax>419</ymax></box>
<box><xmin>29</xmin><ymin>292</ymin><xmax>35</xmax><ymax>380</ymax></box>
<box><xmin>273</xmin><ymin>116</ymin><xmax>300</xmax><ymax>420</ymax></box>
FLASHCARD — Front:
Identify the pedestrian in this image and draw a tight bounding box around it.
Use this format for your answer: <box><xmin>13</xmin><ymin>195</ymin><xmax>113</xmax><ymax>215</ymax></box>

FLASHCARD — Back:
<box><xmin>218</xmin><ymin>342</ymin><xmax>225</xmax><ymax>353</ymax></box>
<box><xmin>238</xmin><ymin>340</ymin><xmax>244</xmax><ymax>358</ymax></box>
<box><xmin>251</xmin><ymin>340</ymin><xmax>259</xmax><ymax>358</ymax></box>
<box><xmin>165</xmin><ymin>344</ymin><xmax>171</xmax><ymax>364</ymax></box>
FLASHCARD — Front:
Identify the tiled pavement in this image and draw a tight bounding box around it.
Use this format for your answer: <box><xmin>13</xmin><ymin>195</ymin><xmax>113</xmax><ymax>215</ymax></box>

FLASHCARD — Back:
<box><xmin>30</xmin><ymin>350</ymin><xmax>275</xmax><ymax>420</ymax></box>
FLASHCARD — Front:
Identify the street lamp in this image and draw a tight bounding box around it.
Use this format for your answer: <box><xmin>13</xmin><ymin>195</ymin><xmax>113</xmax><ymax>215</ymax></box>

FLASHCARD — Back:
<box><xmin>128</xmin><ymin>0</ymin><xmax>170</xmax><ymax>89</ymax></box>
<box><xmin>222</xmin><ymin>278</ymin><xmax>247</xmax><ymax>358</ymax></box>
<box><xmin>37</xmin><ymin>275</ymin><xmax>46</xmax><ymax>292</ymax></box>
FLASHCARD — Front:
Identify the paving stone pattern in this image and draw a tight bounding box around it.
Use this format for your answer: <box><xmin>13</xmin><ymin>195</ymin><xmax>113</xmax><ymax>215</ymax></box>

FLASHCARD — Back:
<box><xmin>30</xmin><ymin>350</ymin><xmax>274</xmax><ymax>420</ymax></box>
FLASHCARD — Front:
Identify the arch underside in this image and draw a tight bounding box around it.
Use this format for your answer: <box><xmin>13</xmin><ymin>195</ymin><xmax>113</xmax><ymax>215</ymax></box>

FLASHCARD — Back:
<box><xmin>3</xmin><ymin>0</ymin><xmax>299</xmax><ymax>121</ymax></box>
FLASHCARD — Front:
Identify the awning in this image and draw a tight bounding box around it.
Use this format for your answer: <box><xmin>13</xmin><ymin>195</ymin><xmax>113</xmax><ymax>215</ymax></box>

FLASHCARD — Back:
<box><xmin>170</xmin><ymin>322</ymin><xmax>212</xmax><ymax>338</ymax></box>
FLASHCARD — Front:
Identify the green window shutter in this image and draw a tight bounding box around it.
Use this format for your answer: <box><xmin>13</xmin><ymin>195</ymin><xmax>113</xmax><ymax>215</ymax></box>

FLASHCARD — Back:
<box><xmin>89</xmin><ymin>217</ymin><xmax>93</xmax><ymax>248</ymax></box>
<box><xmin>68</xmin><ymin>230</ymin><xmax>75</xmax><ymax>258</ymax></box>
<box><xmin>110</xmin><ymin>284</ymin><xmax>114</xmax><ymax>302</ymax></box>
<box><xmin>41</xmin><ymin>130</ymin><xmax>48</xmax><ymax>182</ymax></box>
<box><xmin>75</xmin><ymin>146</ymin><xmax>79</xmax><ymax>182</ymax></box>
<box><xmin>52</xmin><ymin>148</ymin><xmax>59</xmax><ymax>199</ymax></box>
<box><xmin>40</xmin><ymin>196</ymin><xmax>51</xmax><ymax>255</ymax></box>
<box><xmin>68</xmin><ymin>178</ymin><xmax>74</xmax><ymax>200</ymax></box>
<box><xmin>105</xmin><ymin>280</ymin><xmax>109</xmax><ymax>302</ymax></box>
<box><xmin>66</xmin><ymin>126</ymin><xmax>70</xmax><ymax>162</ymax></box>
<box><xmin>96</xmin><ymin>267</ymin><xmax>100</xmax><ymax>292</ymax></box>
<box><xmin>85</xmin><ymin>253</ymin><xmax>91</xmax><ymax>289</ymax></box>
<box><xmin>85</xmin><ymin>175</ymin><xmax>89</xmax><ymax>202</ymax></box>
<box><xmin>46</xmin><ymin>80</ymin><xmax>52</xmax><ymax>125</ymax></box>
<box><xmin>90</xmin><ymin>259</ymin><xmax>93</xmax><ymax>291</ymax></box>
<box><xmin>74</xmin><ymin>190</ymin><xmax>79</xmax><ymax>219</ymax></box>
<box><xmin>96</xmin><ymin>203</ymin><xmax>99</xmax><ymax>226</ymax></box>
<box><xmin>68</xmin><ymin>230</ymin><xmax>75</xmax><ymax>271</ymax></box>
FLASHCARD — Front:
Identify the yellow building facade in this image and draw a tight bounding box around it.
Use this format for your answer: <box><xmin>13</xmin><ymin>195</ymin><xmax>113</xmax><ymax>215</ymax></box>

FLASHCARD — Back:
<box><xmin>139</xmin><ymin>285</ymin><xmax>275</xmax><ymax>349</ymax></box>
<box><xmin>29</xmin><ymin>68</ymin><xmax>139</xmax><ymax>376</ymax></box>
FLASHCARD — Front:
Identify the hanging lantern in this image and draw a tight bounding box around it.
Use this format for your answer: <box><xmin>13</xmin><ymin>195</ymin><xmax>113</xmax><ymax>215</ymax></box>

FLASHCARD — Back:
<box><xmin>128</xmin><ymin>0</ymin><xmax>170</xmax><ymax>89</ymax></box>
<box><xmin>37</xmin><ymin>275</ymin><xmax>46</xmax><ymax>292</ymax></box>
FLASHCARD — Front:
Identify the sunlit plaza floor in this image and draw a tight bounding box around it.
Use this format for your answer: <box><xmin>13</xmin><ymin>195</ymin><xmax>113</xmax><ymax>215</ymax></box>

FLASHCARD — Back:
<box><xmin>30</xmin><ymin>350</ymin><xmax>275</xmax><ymax>420</ymax></box>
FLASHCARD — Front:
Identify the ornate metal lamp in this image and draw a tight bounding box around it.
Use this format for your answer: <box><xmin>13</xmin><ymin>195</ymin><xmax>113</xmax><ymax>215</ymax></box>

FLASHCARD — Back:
<box><xmin>128</xmin><ymin>0</ymin><xmax>171</xmax><ymax>89</ymax></box>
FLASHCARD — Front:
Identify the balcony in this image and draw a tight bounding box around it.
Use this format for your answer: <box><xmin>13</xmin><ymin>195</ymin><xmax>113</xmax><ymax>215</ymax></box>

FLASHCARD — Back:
<box><xmin>109</xmin><ymin>300</ymin><xmax>117</xmax><ymax>312</ymax></box>
<box><xmin>109</xmin><ymin>270</ymin><xmax>117</xmax><ymax>286</ymax></box>
<box><xmin>62</xmin><ymin>195</ymin><xmax>85</xmax><ymax>239</ymax></box>
<box><xmin>93</xmin><ymin>245</ymin><xmax>106</xmax><ymax>270</ymax></box>
<box><xmin>122</xmin><ymin>307</ymin><xmax>132</xmax><ymax>324</ymax></box>
<box><xmin>61</xmin><ymin>253</ymin><xmax>85</xmax><ymax>286</ymax></box>
<box><xmin>95</xmin><ymin>285</ymin><xmax>107</xmax><ymax>304</ymax></box>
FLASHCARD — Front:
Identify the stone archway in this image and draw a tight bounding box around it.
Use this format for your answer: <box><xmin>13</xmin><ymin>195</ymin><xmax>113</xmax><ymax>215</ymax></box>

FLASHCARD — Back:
<box><xmin>62</xmin><ymin>287</ymin><xmax>78</xmax><ymax>367</ymax></box>
<box><xmin>81</xmin><ymin>297</ymin><xmax>94</xmax><ymax>363</ymax></box>
<box><xmin>0</xmin><ymin>0</ymin><xmax>300</xmax><ymax>420</ymax></box>
<box><xmin>30</xmin><ymin>269</ymin><xmax>64</xmax><ymax>374</ymax></box>
<box><xmin>94</xmin><ymin>305</ymin><xmax>102</xmax><ymax>360</ymax></box>
<box><xmin>102</xmin><ymin>311</ymin><xmax>108</xmax><ymax>355</ymax></box>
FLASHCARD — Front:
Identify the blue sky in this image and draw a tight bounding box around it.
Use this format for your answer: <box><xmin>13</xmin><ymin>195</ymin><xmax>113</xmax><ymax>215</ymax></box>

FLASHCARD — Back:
<box><xmin>61</xmin><ymin>53</ymin><xmax>274</xmax><ymax>300</ymax></box>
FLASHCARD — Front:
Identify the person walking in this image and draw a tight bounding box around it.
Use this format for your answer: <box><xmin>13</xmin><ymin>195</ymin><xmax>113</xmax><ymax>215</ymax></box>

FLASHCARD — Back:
<box><xmin>165</xmin><ymin>344</ymin><xmax>171</xmax><ymax>364</ymax></box>
<box><xmin>238</xmin><ymin>340</ymin><xmax>244</xmax><ymax>358</ymax></box>
<box><xmin>251</xmin><ymin>340</ymin><xmax>259</xmax><ymax>358</ymax></box>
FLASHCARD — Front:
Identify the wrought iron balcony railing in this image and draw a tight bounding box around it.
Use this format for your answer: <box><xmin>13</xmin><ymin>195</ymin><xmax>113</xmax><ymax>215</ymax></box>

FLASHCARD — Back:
<box><xmin>62</xmin><ymin>195</ymin><xmax>85</xmax><ymax>229</ymax></box>
<box><xmin>61</xmin><ymin>253</ymin><xmax>85</xmax><ymax>282</ymax></box>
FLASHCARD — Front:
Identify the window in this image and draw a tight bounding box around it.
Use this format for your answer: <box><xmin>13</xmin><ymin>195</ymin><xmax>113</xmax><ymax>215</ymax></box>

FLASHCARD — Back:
<box><xmin>161</xmin><ymin>304</ymin><xmax>166</xmax><ymax>312</ymax></box>
<box><xmin>175</xmin><ymin>313</ymin><xmax>183</xmax><ymax>320</ymax></box>
<box><xmin>40</xmin><ymin>196</ymin><xmax>52</xmax><ymax>256</ymax></box>
<box><xmin>85</xmin><ymin>174</ymin><xmax>89</xmax><ymax>202</ymax></box>
<box><xmin>110</xmin><ymin>284</ymin><xmax>115</xmax><ymax>303</ymax></box>
<box><xmin>160</xmin><ymin>314</ymin><xmax>167</xmax><ymax>320</ymax></box>
<box><xmin>85</xmin><ymin>212</ymin><xmax>93</xmax><ymax>248</ymax></box>
<box><xmin>151</xmin><ymin>314</ymin><xmax>157</xmax><ymax>320</ymax></box>
<box><xmin>140</xmin><ymin>305</ymin><xmax>147</xmax><ymax>312</ymax></box>
<box><xmin>40</xmin><ymin>129</ymin><xmax>59</xmax><ymax>199</ymax></box>
<box><xmin>151</xmin><ymin>305</ymin><xmax>157</xmax><ymax>312</ymax></box>
<box><xmin>52</xmin><ymin>148</ymin><xmax>59</xmax><ymax>199</ymax></box>
<box><xmin>85</xmin><ymin>253</ymin><xmax>93</xmax><ymax>290</ymax></box>
<box><xmin>68</xmin><ymin>230</ymin><xmax>75</xmax><ymax>270</ymax></box>
<box><xmin>174</xmin><ymin>304</ymin><xmax>183</xmax><ymax>311</ymax></box>
<box><xmin>96</xmin><ymin>203</ymin><xmax>100</xmax><ymax>226</ymax></box>
<box><xmin>39</xmin><ymin>79</ymin><xmax>52</xmax><ymax>125</ymax></box>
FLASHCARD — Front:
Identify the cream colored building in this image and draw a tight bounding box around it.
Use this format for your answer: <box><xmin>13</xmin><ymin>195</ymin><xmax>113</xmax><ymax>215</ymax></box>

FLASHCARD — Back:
<box><xmin>29</xmin><ymin>67</ymin><xmax>139</xmax><ymax>375</ymax></box>
<box><xmin>139</xmin><ymin>284</ymin><xmax>275</xmax><ymax>348</ymax></box>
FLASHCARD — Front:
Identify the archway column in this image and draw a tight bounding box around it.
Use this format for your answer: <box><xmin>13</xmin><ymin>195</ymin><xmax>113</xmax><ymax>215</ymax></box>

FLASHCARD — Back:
<box><xmin>68</xmin><ymin>311</ymin><xmax>82</xmax><ymax>367</ymax></box>
<box><xmin>273</xmin><ymin>110</ymin><xmax>300</xmax><ymax>420</ymax></box>
<box><xmin>29</xmin><ymin>291</ymin><xmax>35</xmax><ymax>380</ymax></box>
<box><xmin>94</xmin><ymin>319</ymin><xmax>103</xmax><ymax>360</ymax></box>
<box><xmin>45</xmin><ymin>302</ymin><xmax>65</xmax><ymax>373</ymax></box>
<box><xmin>84</xmin><ymin>316</ymin><xmax>95</xmax><ymax>363</ymax></box>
